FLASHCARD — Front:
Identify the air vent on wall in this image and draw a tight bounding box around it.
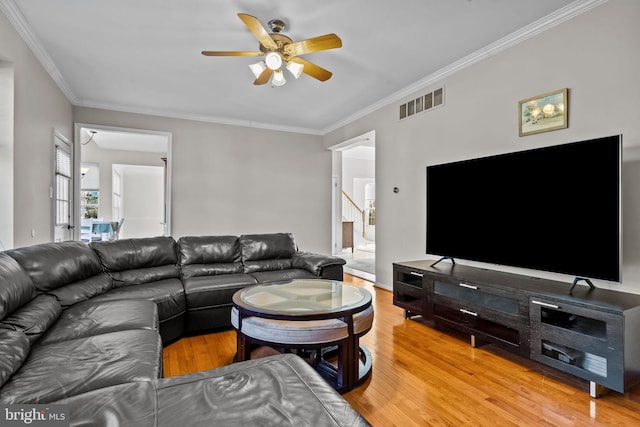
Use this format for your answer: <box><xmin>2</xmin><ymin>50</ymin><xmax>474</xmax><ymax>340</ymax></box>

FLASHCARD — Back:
<box><xmin>399</xmin><ymin>87</ymin><xmax>444</xmax><ymax>120</ymax></box>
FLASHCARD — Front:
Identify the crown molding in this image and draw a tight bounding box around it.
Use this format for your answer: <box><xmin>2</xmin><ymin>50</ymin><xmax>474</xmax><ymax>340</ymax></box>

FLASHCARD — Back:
<box><xmin>320</xmin><ymin>0</ymin><xmax>608</xmax><ymax>135</ymax></box>
<box><xmin>78</xmin><ymin>100</ymin><xmax>324</xmax><ymax>136</ymax></box>
<box><xmin>2</xmin><ymin>0</ymin><xmax>606</xmax><ymax>136</ymax></box>
<box><xmin>0</xmin><ymin>0</ymin><xmax>79</xmax><ymax>104</ymax></box>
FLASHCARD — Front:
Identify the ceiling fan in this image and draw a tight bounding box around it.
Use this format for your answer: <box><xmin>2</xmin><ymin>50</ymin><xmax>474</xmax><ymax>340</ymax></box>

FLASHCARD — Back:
<box><xmin>202</xmin><ymin>13</ymin><xmax>342</xmax><ymax>87</ymax></box>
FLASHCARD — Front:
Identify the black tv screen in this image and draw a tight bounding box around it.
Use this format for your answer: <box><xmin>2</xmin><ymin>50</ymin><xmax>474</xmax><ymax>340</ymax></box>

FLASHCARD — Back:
<box><xmin>426</xmin><ymin>135</ymin><xmax>621</xmax><ymax>282</ymax></box>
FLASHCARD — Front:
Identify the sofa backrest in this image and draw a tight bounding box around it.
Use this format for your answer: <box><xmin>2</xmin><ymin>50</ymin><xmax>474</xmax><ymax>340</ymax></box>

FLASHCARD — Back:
<box><xmin>240</xmin><ymin>233</ymin><xmax>297</xmax><ymax>273</ymax></box>
<box><xmin>5</xmin><ymin>242</ymin><xmax>112</xmax><ymax>308</ymax></box>
<box><xmin>1</xmin><ymin>248</ymin><xmax>63</xmax><ymax>345</ymax></box>
<box><xmin>91</xmin><ymin>236</ymin><xmax>180</xmax><ymax>287</ymax></box>
<box><xmin>178</xmin><ymin>236</ymin><xmax>243</xmax><ymax>279</ymax></box>
<box><xmin>0</xmin><ymin>294</ymin><xmax>62</xmax><ymax>344</ymax></box>
<box><xmin>6</xmin><ymin>241</ymin><xmax>105</xmax><ymax>294</ymax></box>
<box><xmin>0</xmin><ymin>253</ymin><xmax>36</xmax><ymax>321</ymax></box>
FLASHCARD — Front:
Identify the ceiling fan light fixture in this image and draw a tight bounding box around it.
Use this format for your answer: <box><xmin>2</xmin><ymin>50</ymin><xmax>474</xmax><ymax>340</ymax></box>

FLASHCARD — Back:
<box><xmin>272</xmin><ymin>69</ymin><xmax>286</xmax><ymax>86</ymax></box>
<box><xmin>264</xmin><ymin>51</ymin><xmax>283</xmax><ymax>70</ymax></box>
<box><xmin>249</xmin><ymin>61</ymin><xmax>267</xmax><ymax>78</ymax></box>
<box><xmin>202</xmin><ymin>14</ymin><xmax>341</xmax><ymax>86</ymax></box>
<box><xmin>286</xmin><ymin>61</ymin><xmax>304</xmax><ymax>79</ymax></box>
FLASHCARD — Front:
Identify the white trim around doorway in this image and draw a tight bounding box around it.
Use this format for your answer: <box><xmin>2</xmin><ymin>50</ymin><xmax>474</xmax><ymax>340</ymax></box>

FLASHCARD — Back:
<box><xmin>73</xmin><ymin>123</ymin><xmax>173</xmax><ymax>240</ymax></box>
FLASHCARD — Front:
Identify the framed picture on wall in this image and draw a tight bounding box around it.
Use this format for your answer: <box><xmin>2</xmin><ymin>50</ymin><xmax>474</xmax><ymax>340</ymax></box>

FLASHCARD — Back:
<box><xmin>518</xmin><ymin>88</ymin><xmax>568</xmax><ymax>136</ymax></box>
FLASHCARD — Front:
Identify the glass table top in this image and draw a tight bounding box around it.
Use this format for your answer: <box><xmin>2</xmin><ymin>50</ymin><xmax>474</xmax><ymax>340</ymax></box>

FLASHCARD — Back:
<box><xmin>235</xmin><ymin>279</ymin><xmax>371</xmax><ymax>316</ymax></box>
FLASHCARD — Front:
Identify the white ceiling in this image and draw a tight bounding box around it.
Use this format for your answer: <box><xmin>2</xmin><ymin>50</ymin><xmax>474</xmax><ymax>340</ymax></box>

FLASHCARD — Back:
<box><xmin>2</xmin><ymin>0</ymin><xmax>598</xmax><ymax>134</ymax></box>
<box><xmin>81</xmin><ymin>127</ymin><xmax>168</xmax><ymax>153</ymax></box>
<box><xmin>343</xmin><ymin>146</ymin><xmax>375</xmax><ymax>161</ymax></box>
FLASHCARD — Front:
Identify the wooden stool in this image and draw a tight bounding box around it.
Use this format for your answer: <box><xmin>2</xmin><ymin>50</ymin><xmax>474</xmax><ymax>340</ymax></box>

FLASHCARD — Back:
<box><xmin>351</xmin><ymin>305</ymin><xmax>374</xmax><ymax>386</ymax></box>
<box><xmin>231</xmin><ymin>307</ymin><xmax>350</xmax><ymax>390</ymax></box>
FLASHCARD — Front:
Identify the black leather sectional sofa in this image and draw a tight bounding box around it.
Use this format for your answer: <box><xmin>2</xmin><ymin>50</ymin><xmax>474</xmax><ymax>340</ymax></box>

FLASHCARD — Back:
<box><xmin>0</xmin><ymin>233</ymin><xmax>369</xmax><ymax>426</ymax></box>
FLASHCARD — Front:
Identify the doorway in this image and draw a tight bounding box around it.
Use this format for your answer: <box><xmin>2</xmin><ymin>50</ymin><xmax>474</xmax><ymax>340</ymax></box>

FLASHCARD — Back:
<box><xmin>330</xmin><ymin>131</ymin><xmax>376</xmax><ymax>282</ymax></box>
<box><xmin>74</xmin><ymin>124</ymin><xmax>172</xmax><ymax>241</ymax></box>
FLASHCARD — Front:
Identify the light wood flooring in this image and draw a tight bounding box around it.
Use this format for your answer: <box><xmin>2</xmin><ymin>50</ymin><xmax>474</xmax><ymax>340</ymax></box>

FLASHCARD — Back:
<box><xmin>163</xmin><ymin>275</ymin><xmax>640</xmax><ymax>426</ymax></box>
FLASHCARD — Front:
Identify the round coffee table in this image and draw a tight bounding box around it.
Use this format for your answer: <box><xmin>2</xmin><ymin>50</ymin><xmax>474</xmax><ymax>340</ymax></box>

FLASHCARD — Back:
<box><xmin>232</xmin><ymin>279</ymin><xmax>373</xmax><ymax>392</ymax></box>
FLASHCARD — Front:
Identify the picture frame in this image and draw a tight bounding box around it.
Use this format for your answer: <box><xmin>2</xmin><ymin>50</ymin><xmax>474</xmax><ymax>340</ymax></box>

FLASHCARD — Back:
<box><xmin>518</xmin><ymin>88</ymin><xmax>568</xmax><ymax>137</ymax></box>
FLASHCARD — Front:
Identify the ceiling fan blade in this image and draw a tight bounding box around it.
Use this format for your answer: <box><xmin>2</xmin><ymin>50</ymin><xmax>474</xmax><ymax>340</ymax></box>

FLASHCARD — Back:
<box><xmin>237</xmin><ymin>13</ymin><xmax>278</xmax><ymax>50</ymax></box>
<box><xmin>283</xmin><ymin>34</ymin><xmax>342</xmax><ymax>57</ymax></box>
<box><xmin>201</xmin><ymin>51</ymin><xmax>262</xmax><ymax>56</ymax></box>
<box><xmin>290</xmin><ymin>57</ymin><xmax>333</xmax><ymax>82</ymax></box>
<box><xmin>254</xmin><ymin>68</ymin><xmax>273</xmax><ymax>85</ymax></box>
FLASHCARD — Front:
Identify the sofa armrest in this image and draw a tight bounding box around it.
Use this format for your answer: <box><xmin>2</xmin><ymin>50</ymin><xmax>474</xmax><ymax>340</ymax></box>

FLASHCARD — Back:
<box><xmin>291</xmin><ymin>252</ymin><xmax>346</xmax><ymax>278</ymax></box>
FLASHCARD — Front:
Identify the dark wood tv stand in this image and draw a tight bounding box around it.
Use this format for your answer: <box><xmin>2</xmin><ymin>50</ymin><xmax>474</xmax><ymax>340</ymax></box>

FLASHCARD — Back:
<box><xmin>393</xmin><ymin>260</ymin><xmax>640</xmax><ymax>397</ymax></box>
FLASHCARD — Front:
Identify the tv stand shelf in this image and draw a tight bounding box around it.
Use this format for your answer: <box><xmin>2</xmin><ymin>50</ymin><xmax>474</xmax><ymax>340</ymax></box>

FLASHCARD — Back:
<box><xmin>393</xmin><ymin>260</ymin><xmax>640</xmax><ymax>397</ymax></box>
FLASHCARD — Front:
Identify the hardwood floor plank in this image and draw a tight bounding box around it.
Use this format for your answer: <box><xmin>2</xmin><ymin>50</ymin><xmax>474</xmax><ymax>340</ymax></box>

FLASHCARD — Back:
<box><xmin>163</xmin><ymin>274</ymin><xmax>640</xmax><ymax>426</ymax></box>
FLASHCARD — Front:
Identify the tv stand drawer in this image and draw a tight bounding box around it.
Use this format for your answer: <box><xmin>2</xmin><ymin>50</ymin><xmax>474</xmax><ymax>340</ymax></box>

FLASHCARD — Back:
<box><xmin>433</xmin><ymin>280</ymin><xmax>520</xmax><ymax>316</ymax></box>
<box><xmin>433</xmin><ymin>303</ymin><xmax>522</xmax><ymax>350</ymax></box>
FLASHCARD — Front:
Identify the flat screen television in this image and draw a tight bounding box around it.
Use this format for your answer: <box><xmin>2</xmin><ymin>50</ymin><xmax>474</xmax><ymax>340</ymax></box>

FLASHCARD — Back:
<box><xmin>426</xmin><ymin>135</ymin><xmax>621</xmax><ymax>283</ymax></box>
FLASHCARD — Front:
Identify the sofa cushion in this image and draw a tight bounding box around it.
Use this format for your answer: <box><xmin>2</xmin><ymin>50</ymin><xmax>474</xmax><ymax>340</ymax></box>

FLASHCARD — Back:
<box><xmin>249</xmin><ymin>268</ymin><xmax>317</xmax><ymax>284</ymax></box>
<box><xmin>0</xmin><ymin>329</ymin><xmax>162</xmax><ymax>404</ymax></box>
<box><xmin>183</xmin><ymin>274</ymin><xmax>257</xmax><ymax>309</ymax></box>
<box><xmin>232</xmin><ymin>307</ymin><xmax>349</xmax><ymax>345</ymax></box>
<box><xmin>109</xmin><ymin>265</ymin><xmax>181</xmax><ymax>288</ymax></box>
<box><xmin>91</xmin><ymin>237</ymin><xmax>180</xmax><ymax>287</ymax></box>
<box><xmin>155</xmin><ymin>354</ymin><xmax>370</xmax><ymax>427</ymax></box>
<box><xmin>89</xmin><ymin>279</ymin><xmax>185</xmax><ymax>321</ymax></box>
<box><xmin>178</xmin><ymin>235</ymin><xmax>243</xmax><ymax>278</ymax></box>
<box><xmin>46</xmin><ymin>273</ymin><xmax>113</xmax><ymax>308</ymax></box>
<box><xmin>55</xmin><ymin>354</ymin><xmax>371</xmax><ymax>427</ymax></box>
<box><xmin>6</xmin><ymin>241</ymin><xmax>103</xmax><ymax>293</ymax></box>
<box><xmin>54</xmin><ymin>381</ymin><xmax>158</xmax><ymax>427</ymax></box>
<box><xmin>240</xmin><ymin>233</ymin><xmax>297</xmax><ymax>273</ymax></box>
<box><xmin>0</xmin><ymin>253</ymin><xmax>36</xmax><ymax>320</ymax></box>
<box><xmin>0</xmin><ymin>330</ymin><xmax>30</xmax><ymax>388</ymax></box>
<box><xmin>0</xmin><ymin>294</ymin><xmax>62</xmax><ymax>344</ymax></box>
<box><xmin>39</xmin><ymin>299</ymin><xmax>159</xmax><ymax>345</ymax></box>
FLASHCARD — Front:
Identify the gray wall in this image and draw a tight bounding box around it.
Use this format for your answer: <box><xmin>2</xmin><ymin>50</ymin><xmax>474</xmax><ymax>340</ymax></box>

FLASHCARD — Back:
<box><xmin>0</xmin><ymin>62</ymin><xmax>13</xmax><ymax>249</ymax></box>
<box><xmin>324</xmin><ymin>0</ymin><xmax>640</xmax><ymax>293</ymax></box>
<box><xmin>0</xmin><ymin>11</ymin><xmax>74</xmax><ymax>248</ymax></box>
<box><xmin>73</xmin><ymin>107</ymin><xmax>331</xmax><ymax>254</ymax></box>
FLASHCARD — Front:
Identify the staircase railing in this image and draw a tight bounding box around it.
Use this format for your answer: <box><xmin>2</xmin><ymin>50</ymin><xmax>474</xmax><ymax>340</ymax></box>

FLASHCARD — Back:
<box><xmin>342</xmin><ymin>191</ymin><xmax>365</xmax><ymax>238</ymax></box>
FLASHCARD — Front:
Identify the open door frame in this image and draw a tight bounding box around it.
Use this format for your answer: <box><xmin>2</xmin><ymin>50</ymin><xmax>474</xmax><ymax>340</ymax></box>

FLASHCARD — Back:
<box><xmin>328</xmin><ymin>130</ymin><xmax>376</xmax><ymax>255</ymax></box>
<box><xmin>73</xmin><ymin>123</ymin><xmax>173</xmax><ymax>240</ymax></box>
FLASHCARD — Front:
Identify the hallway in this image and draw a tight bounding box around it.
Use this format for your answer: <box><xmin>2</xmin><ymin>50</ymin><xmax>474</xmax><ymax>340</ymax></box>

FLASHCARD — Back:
<box><xmin>340</xmin><ymin>247</ymin><xmax>375</xmax><ymax>282</ymax></box>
